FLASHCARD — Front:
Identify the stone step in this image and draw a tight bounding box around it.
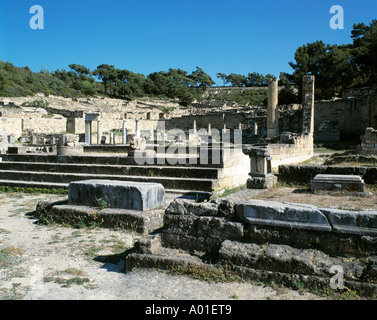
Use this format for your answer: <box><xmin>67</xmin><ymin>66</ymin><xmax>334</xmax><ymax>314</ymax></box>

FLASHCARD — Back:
<box><xmin>36</xmin><ymin>199</ymin><xmax>165</xmax><ymax>235</ymax></box>
<box><xmin>0</xmin><ymin>170</ymin><xmax>218</xmax><ymax>192</ymax></box>
<box><xmin>0</xmin><ymin>179</ymin><xmax>69</xmax><ymax>190</ymax></box>
<box><xmin>1</xmin><ymin>154</ymin><xmax>224</xmax><ymax>168</ymax></box>
<box><xmin>0</xmin><ymin>179</ymin><xmax>213</xmax><ymax>198</ymax></box>
<box><xmin>0</xmin><ymin>161</ymin><xmax>220</xmax><ymax>179</ymax></box>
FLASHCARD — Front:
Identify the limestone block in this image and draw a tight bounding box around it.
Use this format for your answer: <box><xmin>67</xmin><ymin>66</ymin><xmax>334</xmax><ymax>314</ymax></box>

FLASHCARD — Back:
<box><xmin>162</xmin><ymin>214</ymin><xmax>243</xmax><ymax>252</ymax></box>
<box><xmin>57</xmin><ymin>145</ymin><xmax>83</xmax><ymax>156</ymax></box>
<box><xmin>310</xmin><ymin>174</ymin><xmax>364</xmax><ymax>192</ymax></box>
<box><xmin>247</xmin><ymin>174</ymin><xmax>277</xmax><ymax>189</ymax></box>
<box><xmin>320</xmin><ymin>208</ymin><xmax>377</xmax><ymax>236</ymax></box>
<box><xmin>239</xmin><ymin>200</ymin><xmax>331</xmax><ymax>231</ymax></box>
<box><xmin>165</xmin><ymin>198</ymin><xmax>236</xmax><ymax>219</ymax></box>
<box><xmin>68</xmin><ymin>179</ymin><xmax>165</xmax><ymax>211</ymax></box>
<box><xmin>218</xmin><ymin>240</ymin><xmax>368</xmax><ymax>280</ymax></box>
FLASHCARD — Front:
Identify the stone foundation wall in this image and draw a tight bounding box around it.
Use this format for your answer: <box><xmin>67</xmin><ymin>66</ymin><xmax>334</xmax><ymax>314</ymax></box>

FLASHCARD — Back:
<box><xmin>268</xmin><ymin>133</ymin><xmax>313</xmax><ymax>168</ymax></box>
<box><xmin>314</xmin><ymin>93</ymin><xmax>376</xmax><ymax>138</ymax></box>
<box><xmin>278</xmin><ymin>164</ymin><xmax>377</xmax><ymax>184</ymax></box>
<box><xmin>23</xmin><ymin>117</ymin><xmax>67</xmax><ymax>134</ymax></box>
<box><xmin>0</xmin><ymin>117</ymin><xmax>67</xmax><ymax>138</ymax></box>
<box><xmin>128</xmin><ymin>198</ymin><xmax>377</xmax><ymax>296</ymax></box>
<box><xmin>217</xmin><ymin>147</ymin><xmax>250</xmax><ymax>189</ymax></box>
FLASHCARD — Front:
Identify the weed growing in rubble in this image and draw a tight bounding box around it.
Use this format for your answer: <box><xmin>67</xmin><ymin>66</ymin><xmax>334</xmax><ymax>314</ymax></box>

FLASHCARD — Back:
<box><xmin>95</xmin><ymin>196</ymin><xmax>110</xmax><ymax>210</ymax></box>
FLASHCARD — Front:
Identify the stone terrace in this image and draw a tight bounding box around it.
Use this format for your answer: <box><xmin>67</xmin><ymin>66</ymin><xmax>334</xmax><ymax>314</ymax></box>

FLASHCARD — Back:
<box><xmin>0</xmin><ymin>145</ymin><xmax>249</xmax><ymax>193</ymax></box>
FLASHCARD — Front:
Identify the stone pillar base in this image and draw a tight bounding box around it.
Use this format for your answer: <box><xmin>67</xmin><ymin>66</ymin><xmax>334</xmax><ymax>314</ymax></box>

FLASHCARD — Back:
<box><xmin>247</xmin><ymin>174</ymin><xmax>277</xmax><ymax>189</ymax></box>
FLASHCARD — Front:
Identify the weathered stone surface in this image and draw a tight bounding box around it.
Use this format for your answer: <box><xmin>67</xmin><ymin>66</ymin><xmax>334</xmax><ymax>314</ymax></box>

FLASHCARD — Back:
<box><xmin>242</xmin><ymin>146</ymin><xmax>270</xmax><ymax>157</ymax></box>
<box><xmin>165</xmin><ymin>199</ymin><xmax>218</xmax><ymax>216</ymax></box>
<box><xmin>68</xmin><ymin>179</ymin><xmax>165</xmax><ymax>211</ymax></box>
<box><xmin>165</xmin><ymin>198</ymin><xmax>236</xmax><ymax>219</ymax></box>
<box><xmin>218</xmin><ymin>240</ymin><xmax>369</xmax><ymax>281</ymax></box>
<box><xmin>239</xmin><ymin>200</ymin><xmax>331</xmax><ymax>231</ymax></box>
<box><xmin>311</xmin><ymin>174</ymin><xmax>365</xmax><ymax>192</ymax></box>
<box><xmin>134</xmin><ymin>233</ymin><xmax>162</xmax><ymax>254</ymax></box>
<box><xmin>320</xmin><ymin>208</ymin><xmax>377</xmax><ymax>236</ymax></box>
<box><xmin>162</xmin><ymin>214</ymin><xmax>243</xmax><ymax>252</ymax></box>
<box><xmin>247</xmin><ymin>174</ymin><xmax>277</xmax><ymax>189</ymax></box>
<box><xmin>37</xmin><ymin>201</ymin><xmax>163</xmax><ymax>234</ymax></box>
<box><xmin>125</xmin><ymin>251</ymin><xmax>204</xmax><ymax>272</ymax></box>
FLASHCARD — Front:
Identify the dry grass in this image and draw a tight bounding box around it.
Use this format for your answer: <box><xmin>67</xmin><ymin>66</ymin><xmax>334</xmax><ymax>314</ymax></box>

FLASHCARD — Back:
<box><xmin>253</xmin><ymin>185</ymin><xmax>377</xmax><ymax>211</ymax></box>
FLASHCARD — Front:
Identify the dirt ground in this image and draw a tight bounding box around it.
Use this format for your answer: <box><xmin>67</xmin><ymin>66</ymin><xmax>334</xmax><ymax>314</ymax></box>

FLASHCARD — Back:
<box><xmin>0</xmin><ymin>192</ymin><xmax>326</xmax><ymax>301</ymax></box>
<box><xmin>253</xmin><ymin>185</ymin><xmax>377</xmax><ymax>211</ymax></box>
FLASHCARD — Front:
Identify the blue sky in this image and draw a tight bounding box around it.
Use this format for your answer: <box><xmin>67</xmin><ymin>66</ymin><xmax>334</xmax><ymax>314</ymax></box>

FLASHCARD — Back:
<box><xmin>0</xmin><ymin>0</ymin><xmax>376</xmax><ymax>85</ymax></box>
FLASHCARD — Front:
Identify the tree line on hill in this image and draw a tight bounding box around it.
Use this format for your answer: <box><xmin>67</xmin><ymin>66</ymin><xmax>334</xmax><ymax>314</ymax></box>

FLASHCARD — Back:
<box><xmin>217</xmin><ymin>20</ymin><xmax>377</xmax><ymax>100</ymax></box>
<box><xmin>0</xmin><ymin>19</ymin><xmax>375</xmax><ymax>105</ymax></box>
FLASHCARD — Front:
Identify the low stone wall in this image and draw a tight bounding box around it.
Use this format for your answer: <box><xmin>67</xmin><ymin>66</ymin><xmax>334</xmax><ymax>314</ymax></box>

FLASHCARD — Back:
<box><xmin>36</xmin><ymin>199</ymin><xmax>164</xmax><ymax>235</ymax></box>
<box><xmin>0</xmin><ymin>116</ymin><xmax>68</xmax><ymax>138</ymax></box>
<box><xmin>279</xmin><ymin>165</ymin><xmax>377</xmax><ymax>185</ymax></box>
<box><xmin>127</xmin><ymin>198</ymin><xmax>377</xmax><ymax>296</ymax></box>
<box><xmin>314</xmin><ymin>93</ymin><xmax>375</xmax><ymax>137</ymax></box>
<box><xmin>268</xmin><ymin>133</ymin><xmax>313</xmax><ymax>168</ymax></box>
<box><xmin>23</xmin><ymin>117</ymin><xmax>67</xmax><ymax>134</ymax></box>
<box><xmin>0</xmin><ymin>118</ymin><xmax>23</xmax><ymax>137</ymax></box>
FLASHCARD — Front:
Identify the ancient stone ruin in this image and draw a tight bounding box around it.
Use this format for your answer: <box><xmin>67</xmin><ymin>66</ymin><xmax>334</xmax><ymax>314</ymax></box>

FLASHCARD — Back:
<box><xmin>1</xmin><ymin>74</ymin><xmax>377</xmax><ymax>296</ymax></box>
<box><xmin>126</xmin><ymin>196</ymin><xmax>377</xmax><ymax>296</ymax></box>
<box><xmin>37</xmin><ymin>180</ymin><xmax>166</xmax><ymax>235</ymax></box>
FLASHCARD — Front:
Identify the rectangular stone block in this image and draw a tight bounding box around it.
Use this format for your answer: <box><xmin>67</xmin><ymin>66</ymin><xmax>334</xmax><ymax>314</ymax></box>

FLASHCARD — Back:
<box><xmin>240</xmin><ymin>200</ymin><xmax>331</xmax><ymax>231</ymax></box>
<box><xmin>310</xmin><ymin>174</ymin><xmax>364</xmax><ymax>192</ymax></box>
<box><xmin>68</xmin><ymin>179</ymin><xmax>165</xmax><ymax>211</ymax></box>
<box><xmin>320</xmin><ymin>208</ymin><xmax>377</xmax><ymax>236</ymax></box>
<box><xmin>162</xmin><ymin>214</ymin><xmax>243</xmax><ymax>252</ymax></box>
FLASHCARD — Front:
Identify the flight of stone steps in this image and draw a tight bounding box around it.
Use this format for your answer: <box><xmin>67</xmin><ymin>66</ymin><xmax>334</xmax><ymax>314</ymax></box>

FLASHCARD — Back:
<box><xmin>0</xmin><ymin>153</ymin><xmax>221</xmax><ymax>194</ymax></box>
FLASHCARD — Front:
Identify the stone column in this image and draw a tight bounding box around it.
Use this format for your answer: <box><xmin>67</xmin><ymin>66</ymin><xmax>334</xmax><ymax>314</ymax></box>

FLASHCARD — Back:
<box><xmin>122</xmin><ymin>121</ymin><xmax>127</xmax><ymax>144</ymax></box>
<box><xmin>302</xmin><ymin>75</ymin><xmax>315</xmax><ymax>134</ymax></box>
<box><xmin>193</xmin><ymin>120</ymin><xmax>197</xmax><ymax>134</ymax></box>
<box><xmin>97</xmin><ymin>120</ymin><xmax>101</xmax><ymax>145</ymax></box>
<box><xmin>85</xmin><ymin>121</ymin><xmax>92</xmax><ymax>145</ymax></box>
<box><xmin>135</xmin><ymin>120</ymin><xmax>140</xmax><ymax>138</ymax></box>
<box><xmin>253</xmin><ymin>121</ymin><xmax>258</xmax><ymax>136</ymax></box>
<box><xmin>267</xmin><ymin>77</ymin><xmax>279</xmax><ymax>138</ymax></box>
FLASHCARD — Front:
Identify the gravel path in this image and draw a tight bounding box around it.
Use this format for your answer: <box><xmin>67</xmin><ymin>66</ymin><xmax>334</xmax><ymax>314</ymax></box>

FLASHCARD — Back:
<box><xmin>0</xmin><ymin>192</ymin><xmax>323</xmax><ymax>300</ymax></box>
